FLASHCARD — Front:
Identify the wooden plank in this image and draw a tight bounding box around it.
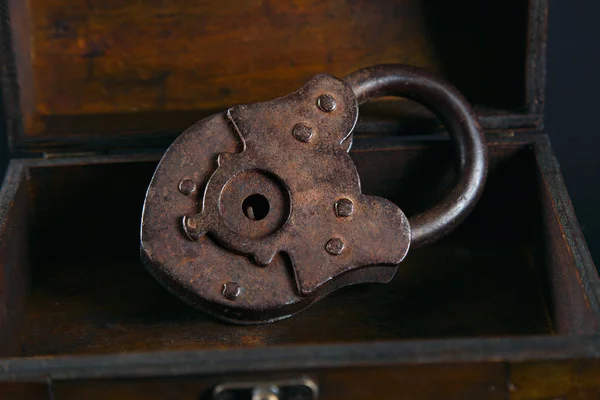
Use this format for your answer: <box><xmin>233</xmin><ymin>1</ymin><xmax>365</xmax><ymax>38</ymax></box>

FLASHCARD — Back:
<box><xmin>0</xmin><ymin>161</ymin><xmax>30</xmax><ymax>357</ymax></box>
<box><xmin>534</xmin><ymin>135</ymin><xmax>600</xmax><ymax>333</ymax></box>
<box><xmin>16</xmin><ymin>0</ymin><xmax>438</xmax><ymax>137</ymax></box>
<box><xmin>51</xmin><ymin>364</ymin><xmax>507</xmax><ymax>400</ymax></box>
<box><xmin>509</xmin><ymin>359</ymin><xmax>600</xmax><ymax>399</ymax></box>
<box><xmin>5</xmin><ymin>361</ymin><xmax>600</xmax><ymax>398</ymax></box>
<box><xmin>0</xmin><ymin>382</ymin><xmax>50</xmax><ymax>400</ymax></box>
<box><xmin>3</xmin><ymin>0</ymin><xmax>532</xmax><ymax>146</ymax></box>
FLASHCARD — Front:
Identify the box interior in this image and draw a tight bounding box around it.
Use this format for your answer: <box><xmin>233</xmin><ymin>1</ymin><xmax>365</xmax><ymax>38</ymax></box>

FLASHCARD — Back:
<box><xmin>7</xmin><ymin>0</ymin><xmax>533</xmax><ymax>149</ymax></box>
<box><xmin>0</xmin><ymin>140</ymin><xmax>592</xmax><ymax>357</ymax></box>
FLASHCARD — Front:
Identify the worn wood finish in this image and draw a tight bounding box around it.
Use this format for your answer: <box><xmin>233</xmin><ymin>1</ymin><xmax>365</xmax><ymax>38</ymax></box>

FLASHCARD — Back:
<box><xmin>0</xmin><ymin>382</ymin><xmax>49</xmax><ymax>400</ymax></box>
<box><xmin>18</xmin><ymin>243</ymin><xmax>551</xmax><ymax>356</ymax></box>
<box><xmin>14</xmin><ymin>142</ymin><xmax>556</xmax><ymax>356</ymax></box>
<box><xmin>0</xmin><ymin>134</ymin><xmax>595</xmax><ymax>394</ymax></box>
<box><xmin>510</xmin><ymin>359</ymin><xmax>600</xmax><ymax>399</ymax></box>
<box><xmin>0</xmin><ymin>134</ymin><xmax>593</xmax><ymax>360</ymax></box>
<box><xmin>1</xmin><ymin>0</ymin><xmax>539</xmax><ymax>151</ymax></box>
<box><xmin>4</xmin><ymin>359</ymin><xmax>600</xmax><ymax>399</ymax></box>
<box><xmin>6</xmin><ymin>360</ymin><xmax>600</xmax><ymax>400</ymax></box>
<box><xmin>535</xmin><ymin>151</ymin><xmax>599</xmax><ymax>334</ymax></box>
<box><xmin>51</xmin><ymin>364</ymin><xmax>509</xmax><ymax>400</ymax></box>
<box><xmin>0</xmin><ymin>163</ymin><xmax>30</xmax><ymax>357</ymax></box>
<box><xmin>41</xmin><ymin>360</ymin><xmax>600</xmax><ymax>399</ymax></box>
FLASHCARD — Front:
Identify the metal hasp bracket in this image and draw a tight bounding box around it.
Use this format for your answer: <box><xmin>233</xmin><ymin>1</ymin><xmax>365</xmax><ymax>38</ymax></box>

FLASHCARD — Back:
<box><xmin>141</xmin><ymin>64</ymin><xmax>488</xmax><ymax>324</ymax></box>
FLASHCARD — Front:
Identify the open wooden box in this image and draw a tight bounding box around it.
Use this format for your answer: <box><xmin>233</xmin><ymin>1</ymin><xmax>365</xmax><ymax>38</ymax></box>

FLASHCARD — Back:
<box><xmin>1</xmin><ymin>0</ymin><xmax>599</xmax><ymax>398</ymax></box>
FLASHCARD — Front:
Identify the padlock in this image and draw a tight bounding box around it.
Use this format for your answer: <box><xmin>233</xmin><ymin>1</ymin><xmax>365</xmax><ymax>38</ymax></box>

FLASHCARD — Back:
<box><xmin>140</xmin><ymin>64</ymin><xmax>488</xmax><ymax>324</ymax></box>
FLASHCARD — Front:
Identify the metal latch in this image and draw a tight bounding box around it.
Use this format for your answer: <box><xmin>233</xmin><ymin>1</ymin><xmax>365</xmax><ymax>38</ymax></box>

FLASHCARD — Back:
<box><xmin>213</xmin><ymin>377</ymin><xmax>318</xmax><ymax>400</ymax></box>
<box><xmin>141</xmin><ymin>64</ymin><xmax>488</xmax><ymax>324</ymax></box>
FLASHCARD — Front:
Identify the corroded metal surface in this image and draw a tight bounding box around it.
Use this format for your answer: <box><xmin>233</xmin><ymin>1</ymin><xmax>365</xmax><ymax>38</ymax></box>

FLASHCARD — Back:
<box><xmin>141</xmin><ymin>74</ymin><xmax>410</xmax><ymax>324</ymax></box>
<box><xmin>344</xmin><ymin>65</ymin><xmax>488</xmax><ymax>247</ymax></box>
<box><xmin>181</xmin><ymin>75</ymin><xmax>409</xmax><ymax>296</ymax></box>
<box><xmin>141</xmin><ymin>65</ymin><xmax>487</xmax><ymax>324</ymax></box>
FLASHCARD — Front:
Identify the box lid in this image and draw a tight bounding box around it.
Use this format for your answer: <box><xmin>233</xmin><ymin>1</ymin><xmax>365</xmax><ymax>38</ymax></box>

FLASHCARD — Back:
<box><xmin>1</xmin><ymin>0</ymin><xmax>547</xmax><ymax>154</ymax></box>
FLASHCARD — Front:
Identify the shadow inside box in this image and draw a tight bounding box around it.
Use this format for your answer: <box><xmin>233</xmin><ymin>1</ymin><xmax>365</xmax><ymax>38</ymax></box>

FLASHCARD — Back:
<box><xmin>20</xmin><ymin>233</ymin><xmax>551</xmax><ymax>357</ymax></box>
<box><xmin>18</xmin><ymin>142</ymin><xmax>554</xmax><ymax>356</ymax></box>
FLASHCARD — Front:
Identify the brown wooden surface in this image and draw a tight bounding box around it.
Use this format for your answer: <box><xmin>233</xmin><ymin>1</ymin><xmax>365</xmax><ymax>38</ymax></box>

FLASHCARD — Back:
<box><xmin>51</xmin><ymin>364</ymin><xmax>508</xmax><ymax>400</ymax></box>
<box><xmin>0</xmin><ymin>163</ymin><xmax>31</xmax><ymax>357</ymax></box>
<box><xmin>0</xmin><ymin>382</ymin><xmax>49</xmax><ymax>400</ymax></box>
<box><xmin>18</xmin><ymin>242</ymin><xmax>551</xmax><ymax>356</ymax></box>
<box><xmin>510</xmin><ymin>360</ymin><xmax>600</xmax><ymax>399</ymax></box>
<box><xmin>3</xmin><ymin>361</ymin><xmax>600</xmax><ymax>399</ymax></box>
<box><xmin>537</xmin><ymin>156</ymin><xmax>599</xmax><ymax>334</ymax></box>
<box><xmin>5</xmin><ymin>0</ymin><xmax>530</xmax><ymax>144</ymax></box>
<box><xmin>0</xmin><ymin>135</ymin><xmax>595</xmax><ymax>394</ymax></box>
<box><xmin>12</xmin><ymin>143</ymin><xmax>574</xmax><ymax>356</ymax></box>
<box><xmin>2</xmin><ymin>361</ymin><xmax>600</xmax><ymax>399</ymax></box>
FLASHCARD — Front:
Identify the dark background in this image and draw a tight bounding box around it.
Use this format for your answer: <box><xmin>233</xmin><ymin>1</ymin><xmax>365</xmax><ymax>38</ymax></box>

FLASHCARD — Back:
<box><xmin>547</xmin><ymin>0</ymin><xmax>600</xmax><ymax>266</ymax></box>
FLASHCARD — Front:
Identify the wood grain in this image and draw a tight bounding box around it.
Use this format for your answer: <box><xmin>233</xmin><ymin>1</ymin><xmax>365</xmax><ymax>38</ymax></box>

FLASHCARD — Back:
<box><xmin>51</xmin><ymin>364</ymin><xmax>508</xmax><ymax>400</ymax></box>
<box><xmin>4</xmin><ymin>361</ymin><xmax>600</xmax><ymax>399</ymax></box>
<box><xmin>0</xmin><ymin>135</ymin><xmax>596</xmax><ymax>395</ymax></box>
<box><xmin>16</xmin><ymin>144</ymin><xmax>556</xmax><ymax>357</ymax></box>
<box><xmin>35</xmin><ymin>361</ymin><xmax>600</xmax><ymax>399</ymax></box>
<box><xmin>6</xmin><ymin>0</ymin><xmax>529</xmax><ymax>142</ymax></box>
<box><xmin>16</xmin><ymin>0</ymin><xmax>436</xmax><ymax>136</ymax></box>
<box><xmin>0</xmin><ymin>163</ymin><xmax>30</xmax><ymax>357</ymax></box>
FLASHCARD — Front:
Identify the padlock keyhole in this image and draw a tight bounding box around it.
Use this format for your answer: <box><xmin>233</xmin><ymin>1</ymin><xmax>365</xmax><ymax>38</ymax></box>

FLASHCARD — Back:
<box><xmin>242</xmin><ymin>194</ymin><xmax>270</xmax><ymax>221</ymax></box>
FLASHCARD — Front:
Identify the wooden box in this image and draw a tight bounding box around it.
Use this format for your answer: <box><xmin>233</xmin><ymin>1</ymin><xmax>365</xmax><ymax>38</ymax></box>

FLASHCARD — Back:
<box><xmin>1</xmin><ymin>0</ymin><xmax>599</xmax><ymax>398</ymax></box>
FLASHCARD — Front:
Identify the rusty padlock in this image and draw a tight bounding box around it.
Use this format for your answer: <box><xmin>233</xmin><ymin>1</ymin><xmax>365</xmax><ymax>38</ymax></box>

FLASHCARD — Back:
<box><xmin>141</xmin><ymin>64</ymin><xmax>488</xmax><ymax>324</ymax></box>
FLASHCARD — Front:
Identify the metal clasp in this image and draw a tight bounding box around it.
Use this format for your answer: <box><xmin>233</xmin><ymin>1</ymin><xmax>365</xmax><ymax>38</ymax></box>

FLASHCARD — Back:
<box><xmin>213</xmin><ymin>377</ymin><xmax>318</xmax><ymax>400</ymax></box>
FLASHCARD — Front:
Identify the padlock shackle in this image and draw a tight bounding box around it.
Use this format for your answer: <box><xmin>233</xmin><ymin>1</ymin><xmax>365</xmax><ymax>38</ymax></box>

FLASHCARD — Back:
<box><xmin>344</xmin><ymin>64</ymin><xmax>488</xmax><ymax>247</ymax></box>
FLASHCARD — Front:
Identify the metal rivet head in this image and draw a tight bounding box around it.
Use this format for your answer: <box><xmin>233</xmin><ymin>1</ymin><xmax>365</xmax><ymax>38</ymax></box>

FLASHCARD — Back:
<box><xmin>178</xmin><ymin>178</ymin><xmax>197</xmax><ymax>195</ymax></box>
<box><xmin>222</xmin><ymin>282</ymin><xmax>241</xmax><ymax>300</ymax></box>
<box><xmin>325</xmin><ymin>238</ymin><xmax>345</xmax><ymax>255</ymax></box>
<box><xmin>334</xmin><ymin>198</ymin><xmax>354</xmax><ymax>217</ymax></box>
<box><xmin>292</xmin><ymin>123</ymin><xmax>314</xmax><ymax>143</ymax></box>
<box><xmin>317</xmin><ymin>94</ymin><xmax>336</xmax><ymax>112</ymax></box>
<box><xmin>185</xmin><ymin>216</ymin><xmax>198</xmax><ymax>230</ymax></box>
